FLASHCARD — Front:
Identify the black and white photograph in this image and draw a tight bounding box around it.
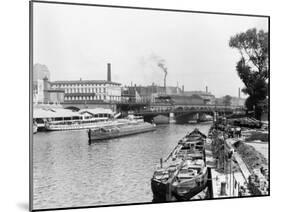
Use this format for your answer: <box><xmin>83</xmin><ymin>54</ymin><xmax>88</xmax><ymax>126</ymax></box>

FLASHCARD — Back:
<box><xmin>30</xmin><ymin>1</ymin><xmax>269</xmax><ymax>211</ymax></box>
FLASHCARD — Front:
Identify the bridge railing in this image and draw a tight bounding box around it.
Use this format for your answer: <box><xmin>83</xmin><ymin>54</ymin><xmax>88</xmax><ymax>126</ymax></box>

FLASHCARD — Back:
<box><xmin>134</xmin><ymin>104</ymin><xmax>244</xmax><ymax>114</ymax></box>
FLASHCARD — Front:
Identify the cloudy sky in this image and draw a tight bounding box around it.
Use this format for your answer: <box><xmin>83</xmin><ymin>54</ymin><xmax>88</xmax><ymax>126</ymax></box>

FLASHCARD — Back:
<box><xmin>33</xmin><ymin>2</ymin><xmax>268</xmax><ymax>98</ymax></box>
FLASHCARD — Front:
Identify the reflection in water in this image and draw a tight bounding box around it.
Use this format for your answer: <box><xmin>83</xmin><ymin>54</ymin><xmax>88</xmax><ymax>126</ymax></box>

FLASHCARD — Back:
<box><xmin>33</xmin><ymin>123</ymin><xmax>211</xmax><ymax>209</ymax></box>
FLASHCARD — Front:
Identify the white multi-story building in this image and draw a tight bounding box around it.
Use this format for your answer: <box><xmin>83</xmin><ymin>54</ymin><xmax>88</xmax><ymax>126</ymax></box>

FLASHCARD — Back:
<box><xmin>50</xmin><ymin>80</ymin><xmax>122</xmax><ymax>103</ymax></box>
<box><xmin>50</xmin><ymin>63</ymin><xmax>122</xmax><ymax>104</ymax></box>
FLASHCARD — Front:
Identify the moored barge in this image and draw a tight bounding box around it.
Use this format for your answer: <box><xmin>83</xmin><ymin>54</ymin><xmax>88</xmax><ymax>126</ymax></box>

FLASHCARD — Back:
<box><xmin>151</xmin><ymin>128</ymin><xmax>208</xmax><ymax>201</ymax></box>
<box><xmin>88</xmin><ymin>121</ymin><xmax>156</xmax><ymax>141</ymax></box>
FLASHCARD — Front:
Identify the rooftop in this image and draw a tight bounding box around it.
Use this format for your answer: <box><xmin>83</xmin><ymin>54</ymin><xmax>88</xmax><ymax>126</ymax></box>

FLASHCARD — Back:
<box><xmin>34</xmin><ymin>107</ymin><xmax>114</xmax><ymax>119</ymax></box>
<box><xmin>34</xmin><ymin>107</ymin><xmax>81</xmax><ymax>118</ymax></box>
<box><xmin>51</xmin><ymin>80</ymin><xmax>121</xmax><ymax>85</ymax></box>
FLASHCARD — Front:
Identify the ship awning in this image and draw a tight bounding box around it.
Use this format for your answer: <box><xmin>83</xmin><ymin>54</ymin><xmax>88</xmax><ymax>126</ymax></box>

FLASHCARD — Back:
<box><xmin>34</xmin><ymin>108</ymin><xmax>81</xmax><ymax>119</ymax></box>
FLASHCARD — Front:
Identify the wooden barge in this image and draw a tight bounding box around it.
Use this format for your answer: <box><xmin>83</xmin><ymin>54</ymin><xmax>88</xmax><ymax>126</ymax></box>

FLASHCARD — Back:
<box><xmin>151</xmin><ymin>129</ymin><xmax>208</xmax><ymax>202</ymax></box>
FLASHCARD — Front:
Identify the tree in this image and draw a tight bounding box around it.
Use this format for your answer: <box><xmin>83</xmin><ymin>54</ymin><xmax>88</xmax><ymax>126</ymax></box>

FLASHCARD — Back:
<box><xmin>222</xmin><ymin>95</ymin><xmax>232</xmax><ymax>106</ymax></box>
<box><xmin>229</xmin><ymin>28</ymin><xmax>268</xmax><ymax>119</ymax></box>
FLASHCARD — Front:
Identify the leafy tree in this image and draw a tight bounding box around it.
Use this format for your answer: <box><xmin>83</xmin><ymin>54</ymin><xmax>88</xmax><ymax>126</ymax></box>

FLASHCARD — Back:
<box><xmin>229</xmin><ymin>28</ymin><xmax>268</xmax><ymax>119</ymax></box>
<box><xmin>222</xmin><ymin>95</ymin><xmax>232</xmax><ymax>106</ymax></box>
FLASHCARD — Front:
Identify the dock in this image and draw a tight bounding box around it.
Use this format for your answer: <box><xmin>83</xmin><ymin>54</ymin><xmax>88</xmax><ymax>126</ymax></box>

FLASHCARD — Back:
<box><xmin>205</xmin><ymin>137</ymin><xmax>252</xmax><ymax>198</ymax></box>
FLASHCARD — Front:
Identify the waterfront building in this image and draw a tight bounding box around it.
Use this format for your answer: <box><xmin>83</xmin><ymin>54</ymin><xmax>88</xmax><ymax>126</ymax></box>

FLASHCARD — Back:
<box><xmin>50</xmin><ymin>63</ymin><xmax>122</xmax><ymax>104</ymax></box>
<box><xmin>33</xmin><ymin>77</ymin><xmax>65</xmax><ymax>104</ymax></box>
<box><xmin>33</xmin><ymin>63</ymin><xmax>51</xmax><ymax>81</ymax></box>
<box><xmin>33</xmin><ymin>79</ymin><xmax>44</xmax><ymax>103</ymax></box>
<box><xmin>51</xmin><ymin>79</ymin><xmax>121</xmax><ymax>103</ymax></box>
<box><xmin>33</xmin><ymin>64</ymin><xmax>65</xmax><ymax>105</ymax></box>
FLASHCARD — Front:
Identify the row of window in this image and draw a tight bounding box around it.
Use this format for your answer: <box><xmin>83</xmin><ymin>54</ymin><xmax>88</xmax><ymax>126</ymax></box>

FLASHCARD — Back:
<box><xmin>64</xmin><ymin>96</ymin><xmax>121</xmax><ymax>101</ymax></box>
<box><xmin>52</xmin><ymin>83</ymin><xmax>118</xmax><ymax>88</ymax></box>
<box><xmin>62</xmin><ymin>87</ymin><xmax>107</xmax><ymax>94</ymax></box>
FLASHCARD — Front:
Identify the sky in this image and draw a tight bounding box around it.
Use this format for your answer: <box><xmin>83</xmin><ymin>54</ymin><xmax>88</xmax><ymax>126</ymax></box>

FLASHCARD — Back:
<box><xmin>33</xmin><ymin>2</ymin><xmax>268</xmax><ymax>98</ymax></box>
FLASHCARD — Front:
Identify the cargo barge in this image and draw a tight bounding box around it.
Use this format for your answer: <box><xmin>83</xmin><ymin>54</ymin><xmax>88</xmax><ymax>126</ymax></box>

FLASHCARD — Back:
<box><xmin>88</xmin><ymin>121</ymin><xmax>156</xmax><ymax>141</ymax></box>
<box><xmin>151</xmin><ymin>128</ymin><xmax>208</xmax><ymax>201</ymax></box>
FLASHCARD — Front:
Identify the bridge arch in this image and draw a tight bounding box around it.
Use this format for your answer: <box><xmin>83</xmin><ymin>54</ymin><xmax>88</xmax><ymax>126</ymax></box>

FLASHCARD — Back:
<box><xmin>64</xmin><ymin>106</ymin><xmax>80</xmax><ymax>112</ymax></box>
<box><xmin>175</xmin><ymin>106</ymin><xmax>183</xmax><ymax>111</ymax></box>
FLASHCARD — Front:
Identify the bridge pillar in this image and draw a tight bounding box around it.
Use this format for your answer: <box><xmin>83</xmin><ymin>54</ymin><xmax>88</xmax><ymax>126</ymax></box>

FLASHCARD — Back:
<box><xmin>199</xmin><ymin>113</ymin><xmax>205</xmax><ymax>120</ymax></box>
<box><xmin>169</xmin><ymin>112</ymin><xmax>176</xmax><ymax>124</ymax></box>
<box><xmin>194</xmin><ymin>113</ymin><xmax>199</xmax><ymax>120</ymax></box>
<box><xmin>213</xmin><ymin>111</ymin><xmax>217</xmax><ymax>122</ymax></box>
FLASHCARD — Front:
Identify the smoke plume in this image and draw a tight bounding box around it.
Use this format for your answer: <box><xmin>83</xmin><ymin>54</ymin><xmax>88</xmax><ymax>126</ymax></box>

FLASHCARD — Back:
<box><xmin>139</xmin><ymin>54</ymin><xmax>168</xmax><ymax>89</ymax></box>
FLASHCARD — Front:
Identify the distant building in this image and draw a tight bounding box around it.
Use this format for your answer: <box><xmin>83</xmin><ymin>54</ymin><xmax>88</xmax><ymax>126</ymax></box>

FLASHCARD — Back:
<box><xmin>33</xmin><ymin>63</ymin><xmax>51</xmax><ymax>81</ymax></box>
<box><xmin>121</xmin><ymin>86</ymin><xmax>143</xmax><ymax>103</ymax></box>
<box><xmin>50</xmin><ymin>63</ymin><xmax>122</xmax><ymax>104</ymax></box>
<box><xmin>122</xmin><ymin>84</ymin><xmax>182</xmax><ymax>103</ymax></box>
<box><xmin>183</xmin><ymin>91</ymin><xmax>216</xmax><ymax>105</ymax></box>
<box><xmin>170</xmin><ymin>94</ymin><xmax>205</xmax><ymax>105</ymax></box>
<box><xmin>33</xmin><ymin>79</ymin><xmax>44</xmax><ymax>103</ymax></box>
<box><xmin>33</xmin><ymin>77</ymin><xmax>65</xmax><ymax>104</ymax></box>
<box><xmin>33</xmin><ymin>64</ymin><xmax>64</xmax><ymax>104</ymax></box>
<box><xmin>51</xmin><ymin>80</ymin><xmax>121</xmax><ymax>103</ymax></box>
<box><xmin>215</xmin><ymin>96</ymin><xmax>245</xmax><ymax>107</ymax></box>
<box><xmin>230</xmin><ymin>96</ymin><xmax>246</xmax><ymax>107</ymax></box>
<box><xmin>166</xmin><ymin>86</ymin><xmax>182</xmax><ymax>95</ymax></box>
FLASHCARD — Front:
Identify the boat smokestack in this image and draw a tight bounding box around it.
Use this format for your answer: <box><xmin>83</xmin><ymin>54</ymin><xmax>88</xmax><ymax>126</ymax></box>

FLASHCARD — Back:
<box><xmin>107</xmin><ymin>63</ymin><xmax>111</xmax><ymax>82</ymax></box>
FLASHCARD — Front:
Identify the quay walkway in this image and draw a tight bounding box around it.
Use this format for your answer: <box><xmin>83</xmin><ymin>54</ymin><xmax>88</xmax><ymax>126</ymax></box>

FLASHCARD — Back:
<box><xmin>226</xmin><ymin>139</ymin><xmax>252</xmax><ymax>182</ymax></box>
<box><xmin>205</xmin><ymin>138</ymin><xmax>252</xmax><ymax>198</ymax></box>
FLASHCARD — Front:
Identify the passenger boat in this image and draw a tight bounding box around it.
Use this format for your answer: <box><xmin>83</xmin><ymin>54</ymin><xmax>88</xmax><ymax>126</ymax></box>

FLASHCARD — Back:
<box><xmin>44</xmin><ymin>117</ymin><xmax>114</xmax><ymax>131</ymax></box>
<box><xmin>88</xmin><ymin>121</ymin><xmax>156</xmax><ymax>141</ymax></box>
<box><xmin>151</xmin><ymin>128</ymin><xmax>208</xmax><ymax>201</ymax></box>
<box><xmin>34</xmin><ymin>107</ymin><xmax>115</xmax><ymax>131</ymax></box>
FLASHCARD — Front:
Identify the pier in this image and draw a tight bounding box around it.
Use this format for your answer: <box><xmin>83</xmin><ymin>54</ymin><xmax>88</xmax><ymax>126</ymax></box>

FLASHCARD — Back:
<box><xmin>205</xmin><ymin>122</ymin><xmax>269</xmax><ymax>199</ymax></box>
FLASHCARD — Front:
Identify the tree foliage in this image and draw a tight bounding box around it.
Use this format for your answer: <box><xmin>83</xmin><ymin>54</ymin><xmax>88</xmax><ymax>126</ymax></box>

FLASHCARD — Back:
<box><xmin>222</xmin><ymin>95</ymin><xmax>232</xmax><ymax>106</ymax></box>
<box><xmin>229</xmin><ymin>28</ymin><xmax>268</xmax><ymax>119</ymax></box>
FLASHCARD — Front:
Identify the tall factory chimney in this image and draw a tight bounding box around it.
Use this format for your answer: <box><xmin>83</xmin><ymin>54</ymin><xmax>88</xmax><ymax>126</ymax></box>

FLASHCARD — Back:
<box><xmin>107</xmin><ymin>63</ymin><xmax>111</xmax><ymax>82</ymax></box>
<box><xmin>206</xmin><ymin>86</ymin><xmax>208</xmax><ymax>93</ymax></box>
<box><xmin>182</xmin><ymin>85</ymin><xmax>184</xmax><ymax>93</ymax></box>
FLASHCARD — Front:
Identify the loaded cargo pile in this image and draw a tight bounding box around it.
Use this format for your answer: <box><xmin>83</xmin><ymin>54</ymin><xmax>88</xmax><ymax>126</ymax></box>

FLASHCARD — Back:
<box><xmin>233</xmin><ymin>141</ymin><xmax>268</xmax><ymax>170</ymax></box>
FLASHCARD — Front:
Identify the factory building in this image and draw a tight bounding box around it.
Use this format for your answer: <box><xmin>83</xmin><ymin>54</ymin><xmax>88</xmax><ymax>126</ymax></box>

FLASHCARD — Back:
<box><xmin>50</xmin><ymin>63</ymin><xmax>122</xmax><ymax>104</ymax></box>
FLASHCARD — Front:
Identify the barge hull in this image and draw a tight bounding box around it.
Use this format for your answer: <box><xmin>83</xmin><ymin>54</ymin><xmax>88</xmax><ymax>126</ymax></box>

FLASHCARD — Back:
<box><xmin>89</xmin><ymin>126</ymin><xmax>156</xmax><ymax>141</ymax></box>
<box><xmin>173</xmin><ymin>182</ymin><xmax>208</xmax><ymax>201</ymax></box>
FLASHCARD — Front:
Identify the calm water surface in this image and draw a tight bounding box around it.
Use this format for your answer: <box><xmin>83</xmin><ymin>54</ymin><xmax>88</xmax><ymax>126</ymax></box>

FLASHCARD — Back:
<box><xmin>33</xmin><ymin>123</ymin><xmax>211</xmax><ymax>209</ymax></box>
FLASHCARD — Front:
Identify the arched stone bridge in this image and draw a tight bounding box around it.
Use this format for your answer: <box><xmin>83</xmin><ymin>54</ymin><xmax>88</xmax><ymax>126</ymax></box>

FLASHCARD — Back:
<box><xmin>134</xmin><ymin>104</ymin><xmax>244</xmax><ymax>123</ymax></box>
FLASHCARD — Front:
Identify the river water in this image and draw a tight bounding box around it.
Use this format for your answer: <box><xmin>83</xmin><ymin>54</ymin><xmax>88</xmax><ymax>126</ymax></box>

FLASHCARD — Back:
<box><xmin>33</xmin><ymin>123</ymin><xmax>211</xmax><ymax>210</ymax></box>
